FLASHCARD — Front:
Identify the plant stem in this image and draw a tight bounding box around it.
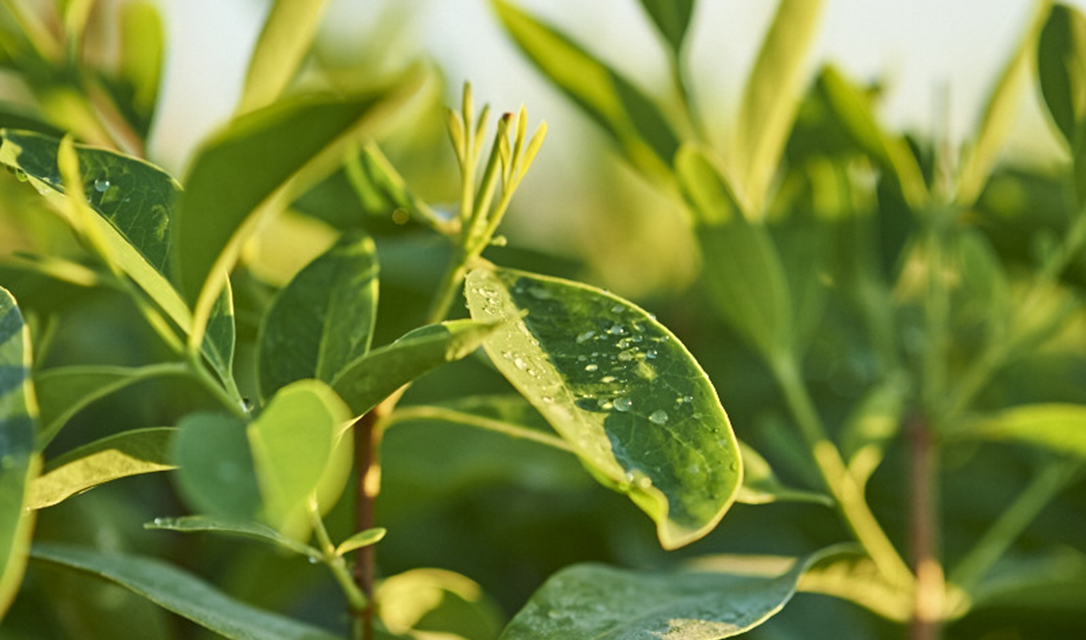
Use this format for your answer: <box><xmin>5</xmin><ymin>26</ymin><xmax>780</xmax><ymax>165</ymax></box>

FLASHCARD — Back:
<box><xmin>310</xmin><ymin>503</ymin><xmax>368</xmax><ymax>637</ymax></box>
<box><xmin>351</xmin><ymin>406</ymin><xmax>381</xmax><ymax>640</ymax></box>
<box><xmin>772</xmin><ymin>354</ymin><xmax>915</xmax><ymax>590</ymax></box>
<box><xmin>908</xmin><ymin>413</ymin><xmax>943</xmax><ymax>640</ymax></box>
<box><xmin>949</xmin><ymin>458</ymin><xmax>1080</xmax><ymax>591</ymax></box>
<box><xmin>384</xmin><ymin>405</ymin><xmax>575</xmax><ymax>452</ymax></box>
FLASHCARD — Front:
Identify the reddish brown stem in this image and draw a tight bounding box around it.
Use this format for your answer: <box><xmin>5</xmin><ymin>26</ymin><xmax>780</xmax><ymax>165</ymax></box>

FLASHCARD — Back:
<box><xmin>909</xmin><ymin>414</ymin><xmax>942</xmax><ymax>640</ymax></box>
<box><xmin>353</xmin><ymin>408</ymin><xmax>382</xmax><ymax>640</ymax></box>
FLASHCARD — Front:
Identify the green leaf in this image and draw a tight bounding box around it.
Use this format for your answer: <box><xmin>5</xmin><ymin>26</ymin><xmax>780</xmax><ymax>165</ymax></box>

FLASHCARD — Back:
<box><xmin>28</xmin><ymin>427</ymin><xmax>177</xmax><ymax>510</ymax></box>
<box><xmin>491</xmin><ymin>0</ymin><xmax>679</xmax><ymax>182</ymax></box>
<box><xmin>0</xmin><ymin>287</ymin><xmax>39</xmax><ymax>618</ymax></box>
<box><xmin>247</xmin><ymin>380</ymin><xmax>353</xmax><ymax>537</ymax></box>
<box><xmin>117</xmin><ymin>1</ymin><xmax>165</xmax><ymax>135</ymax></box>
<box><xmin>31</xmin><ymin>542</ymin><xmax>344</xmax><ymax>640</ymax></box>
<box><xmin>968</xmin><ymin>550</ymin><xmax>1086</xmax><ymax>613</ymax></box>
<box><xmin>465</xmin><ymin>267</ymin><xmax>741</xmax><ymax>550</ymax></box>
<box><xmin>257</xmin><ymin>232</ymin><xmax>378</xmax><ymax>401</ymax></box>
<box><xmin>173</xmin><ymin>412</ymin><xmax>263</xmax><ymax>521</ymax></box>
<box><xmin>174</xmin><ymin>71</ymin><xmax>425</xmax><ymax>340</ymax></box>
<box><xmin>331</xmin><ymin>319</ymin><xmax>500</xmax><ymax>417</ymax></box>
<box><xmin>378</xmin><ymin>568</ymin><xmax>504</xmax><ymax>640</ymax></box>
<box><xmin>966</xmin><ymin>403</ymin><xmax>1086</xmax><ymax>458</ymax></box>
<box><xmin>499</xmin><ymin>549</ymin><xmax>837</xmax><ymax>639</ymax></box>
<box><xmin>202</xmin><ymin>278</ymin><xmax>237</xmax><ymax>389</ymax></box>
<box><xmin>839</xmin><ymin>372</ymin><xmax>910</xmax><ymax>486</ymax></box>
<box><xmin>34</xmin><ymin>363</ymin><xmax>186</xmax><ymax>447</ymax></box>
<box><xmin>1038</xmin><ymin>3</ymin><xmax>1086</xmax><ymax>150</ymax></box>
<box><xmin>238</xmin><ymin>0</ymin><xmax>331</xmax><ymax>114</ymax></box>
<box><xmin>676</xmin><ymin>144</ymin><xmax>794</xmax><ymax>362</ymax></box>
<box><xmin>637</xmin><ymin>0</ymin><xmax>696</xmax><ymax>58</ymax></box>
<box><xmin>144</xmin><ymin>515</ymin><xmax>317</xmax><ymax>559</ymax></box>
<box><xmin>733</xmin><ymin>0</ymin><xmax>824</xmax><ymax>213</ymax></box>
<box><xmin>335</xmin><ymin>528</ymin><xmax>386</xmax><ymax>556</ymax></box>
<box><xmin>736</xmin><ymin>441</ymin><xmax>831</xmax><ymax>506</ymax></box>
<box><xmin>797</xmin><ymin>550</ymin><xmax>912</xmax><ymax>622</ymax></box>
<box><xmin>956</xmin><ymin>0</ymin><xmax>1051</xmax><ymax>207</ymax></box>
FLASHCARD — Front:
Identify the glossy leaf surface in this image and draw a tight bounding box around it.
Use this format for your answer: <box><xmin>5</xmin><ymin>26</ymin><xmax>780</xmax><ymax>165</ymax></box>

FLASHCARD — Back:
<box><xmin>258</xmin><ymin>232</ymin><xmax>378</xmax><ymax>401</ymax></box>
<box><xmin>173</xmin><ymin>412</ymin><xmax>263</xmax><ymax>521</ymax></box>
<box><xmin>145</xmin><ymin>515</ymin><xmax>316</xmax><ymax>558</ymax></box>
<box><xmin>31</xmin><ymin>543</ymin><xmax>344</xmax><ymax>640</ymax></box>
<box><xmin>335</xmin><ymin>528</ymin><xmax>386</xmax><ymax>556</ymax></box>
<box><xmin>29</xmin><ymin>427</ymin><xmax>177</xmax><ymax>509</ymax></box>
<box><xmin>466</xmin><ymin>267</ymin><xmax>740</xmax><ymax>550</ymax></box>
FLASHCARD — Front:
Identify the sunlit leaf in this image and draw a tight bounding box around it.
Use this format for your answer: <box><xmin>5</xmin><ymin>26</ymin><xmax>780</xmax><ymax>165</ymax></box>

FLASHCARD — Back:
<box><xmin>797</xmin><ymin>550</ymin><xmax>912</xmax><ymax>622</ymax></box>
<box><xmin>0</xmin><ymin>287</ymin><xmax>39</xmax><ymax>618</ymax></box>
<box><xmin>331</xmin><ymin>319</ymin><xmax>500</xmax><ymax>417</ymax></box>
<box><xmin>144</xmin><ymin>515</ymin><xmax>317</xmax><ymax>559</ymax></box>
<box><xmin>117</xmin><ymin>1</ymin><xmax>165</xmax><ymax>136</ymax></box>
<box><xmin>257</xmin><ymin>232</ymin><xmax>378</xmax><ymax>401</ymax></box>
<box><xmin>500</xmin><ymin>549</ymin><xmax>839</xmax><ymax>639</ymax></box>
<box><xmin>465</xmin><ymin>266</ymin><xmax>741</xmax><ymax>550</ymax></box>
<box><xmin>173</xmin><ymin>412</ymin><xmax>262</xmax><ymax>521</ymax></box>
<box><xmin>28</xmin><ymin>427</ymin><xmax>176</xmax><ymax>510</ymax></box>
<box><xmin>238</xmin><ymin>0</ymin><xmax>331</xmax><ymax>115</ymax></box>
<box><xmin>839</xmin><ymin>372</ymin><xmax>910</xmax><ymax>486</ymax></box>
<box><xmin>491</xmin><ymin>0</ymin><xmax>679</xmax><ymax>182</ymax></box>
<box><xmin>378</xmin><ymin>568</ymin><xmax>504</xmax><ymax>640</ymax></box>
<box><xmin>737</xmin><ymin>441</ymin><xmax>831</xmax><ymax>506</ymax></box>
<box><xmin>335</xmin><ymin>528</ymin><xmax>386</xmax><ymax>556</ymax></box>
<box><xmin>31</xmin><ymin>543</ymin><xmax>344</xmax><ymax>640</ymax></box>
<box><xmin>966</xmin><ymin>403</ymin><xmax>1086</xmax><ymax>458</ymax></box>
<box><xmin>733</xmin><ymin>0</ymin><xmax>824</xmax><ymax>213</ymax></box>
<box><xmin>637</xmin><ymin>0</ymin><xmax>696</xmax><ymax>58</ymax></box>
<box><xmin>247</xmin><ymin>380</ymin><xmax>352</xmax><ymax>537</ymax></box>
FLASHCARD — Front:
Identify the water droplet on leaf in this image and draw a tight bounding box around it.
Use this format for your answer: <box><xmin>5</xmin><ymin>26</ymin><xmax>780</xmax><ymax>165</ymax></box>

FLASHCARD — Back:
<box><xmin>94</xmin><ymin>178</ymin><xmax>110</xmax><ymax>192</ymax></box>
<box><xmin>649</xmin><ymin>410</ymin><xmax>669</xmax><ymax>425</ymax></box>
<box><xmin>584</xmin><ymin>363</ymin><xmax>598</xmax><ymax>372</ymax></box>
<box><xmin>613</xmin><ymin>397</ymin><xmax>632</xmax><ymax>412</ymax></box>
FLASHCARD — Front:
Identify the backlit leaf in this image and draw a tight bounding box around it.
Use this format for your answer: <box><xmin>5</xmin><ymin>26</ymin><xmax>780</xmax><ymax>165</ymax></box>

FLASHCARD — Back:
<box><xmin>966</xmin><ymin>403</ymin><xmax>1086</xmax><ymax>458</ymax></box>
<box><xmin>335</xmin><ymin>528</ymin><xmax>386</xmax><ymax>556</ymax></box>
<box><xmin>238</xmin><ymin>0</ymin><xmax>331</xmax><ymax>115</ymax></box>
<box><xmin>378</xmin><ymin>568</ymin><xmax>504</xmax><ymax>640</ymax></box>
<box><xmin>117</xmin><ymin>1</ymin><xmax>165</xmax><ymax>136</ymax></box>
<box><xmin>797</xmin><ymin>550</ymin><xmax>912</xmax><ymax>622</ymax></box>
<box><xmin>465</xmin><ymin>267</ymin><xmax>741</xmax><ymax>550</ymax></box>
<box><xmin>737</xmin><ymin>441</ymin><xmax>831</xmax><ymax>506</ymax></box>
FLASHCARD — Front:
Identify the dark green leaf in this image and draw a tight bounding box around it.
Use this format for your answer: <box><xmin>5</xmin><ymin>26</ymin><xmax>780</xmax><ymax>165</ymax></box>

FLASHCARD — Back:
<box><xmin>491</xmin><ymin>0</ymin><xmax>679</xmax><ymax>182</ymax></box>
<box><xmin>257</xmin><ymin>232</ymin><xmax>378</xmax><ymax>401</ymax></box>
<box><xmin>332</xmin><ymin>319</ymin><xmax>500</xmax><ymax>417</ymax></box>
<box><xmin>29</xmin><ymin>427</ymin><xmax>176</xmax><ymax>510</ymax></box>
<box><xmin>173</xmin><ymin>412</ymin><xmax>262</xmax><ymax>521</ymax></box>
<box><xmin>465</xmin><ymin>267</ymin><xmax>740</xmax><ymax>550</ymax></box>
<box><xmin>969</xmin><ymin>550</ymin><xmax>1086</xmax><ymax>613</ymax></box>
<box><xmin>202</xmin><ymin>278</ymin><xmax>237</xmax><ymax>389</ymax></box>
<box><xmin>1038</xmin><ymin>3</ymin><xmax>1086</xmax><ymax>150</ymax></box>
<box><xmin>0</xmin><ymin>287</ymin><xmax>38</xmax><ymax>617</ymax></box>
<box><xmin>31</xmin><ymin>542</ymin><xmax>345</xmax><ymax>640</ymax></box>
<box><xmin>145</xmin><ymin>515</ymin><xmax>317</xmax><ymax>558</ymax></box>
<box><xmin>500</xmin><ymin>549</ymin><xmax>839</xmax><ymax>639</ymax></box>
<box><xmin>637</xmin><ymin>0</ymin><xmax>696</xmax><ymax>58</ymax></box>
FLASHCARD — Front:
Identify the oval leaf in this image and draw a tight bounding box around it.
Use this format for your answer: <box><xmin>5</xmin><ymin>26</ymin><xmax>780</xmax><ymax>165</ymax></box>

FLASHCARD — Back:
<box><xmin>173</xmin><ymin>412</ymin><xmax>263</xmax><ymax>521</ymax></box>
<box><xmin>335</xmin><ymin>527</ymin><xmax>386</xmax><ymax>556</ymax></box>
<box><xmin>31</xmin><ymin>543</ymin><xmax>343</xmax><ymax>640</ymax></box>
<box><xmin>465</xmin><ymin>267</ymin><xmax>740</xmax><ymax>550</ymax></box>
<box><xmin>257</xmin><ymin>232</ymin><xmax>378</xmax><ymax>401</ymax></box>
<box><xmin>29</xmin><ymin>427</ymin><xmax>177</xmax><ymax>510</ymax></box>
<box><xmin>378</xmin><ymin>568</ymin><xmax>504</xmax><ymax>640</ymax></box>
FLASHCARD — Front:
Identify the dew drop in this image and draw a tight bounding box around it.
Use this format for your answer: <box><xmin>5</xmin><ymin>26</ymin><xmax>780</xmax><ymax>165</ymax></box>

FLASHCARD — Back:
<box><xmin>501</xmin><ymin>351</ymin><xmax>513</xmax><ymax>360</ymax></box>
<box><xmin>152</xmin><ymin>517</ymin><xmax>163</xmax><ymax>526</ymax></box>
<box><xmin>576</xmin><ymin>330</ymin><xmax>596</xmax><ymax>343</ymax></box>
<box><xmin>542</xmin><ymin>396</ymin><xmax>554</xmax><ymax>403</ymax></box>
<box><xmin>649</xmin><ymin>410</ymin><xmax>669</xmax><ymax>425</ymax></box>
<box><xmin>308</xmin><ymin>556</ymin><xmax>319</xmax><ymax>564</ymax></box>
<box><xmin>93</xmin><ymin>178</ymin><xmax>110</xmax><ymax>192</ymax></box>
<box><xmin>13</xmin><ymin>168</ymin><xmax>28</xmax><ymax>182</ymax></box>
<box><xmin>597</xmin><ymin>399</ymin><xmax>613</xmax><ymax>410</ymax></box>
<box><xmin>607</xmin><ymin>324</ymin><xmax>627</xmax><ymax>336</ymax></box>
<box><xmin>513</xmin><ymin>357</ymin><xmax>527</xmax><ymax>370</ymax></box>
<box><xmin>613</xmin><ymin>397</ymin><xmax>632</xmax><ymax>412</ymax></box>
<box><xmin>528</xmin><ymin>286</ymin><xmax>553</xmax><ymax>300</ymax></box>
<box><xmin>645</xmin><ymin>349</ymin><xmax>658</xmax><ymax>359</ymax></box>
<box><xmin>601</xmin><ymin>375</ymin><xmax>616</xmax><ymax>383</ymax></box>
<box><xmin>610</xmin><ymin>304</ymin><xmax>624</xmax><ymax>313</ymax></box>
<box><xmin>584</xmin><ymin>363</ymin><xmax>598</xmax><ymax>372</ymax></box>
<box><xmin>618</xmin><ymin>349</ymin><xmax>637</xmax><ymax>362</ymax></box>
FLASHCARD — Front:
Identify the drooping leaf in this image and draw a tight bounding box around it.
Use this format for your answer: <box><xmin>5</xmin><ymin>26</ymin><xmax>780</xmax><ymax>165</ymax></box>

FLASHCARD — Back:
<box><xmin>257</xmin><ymin>232</ymin><xmax>378</xmax><ymax>401</ymax></box>
<box><xmin>1038</xmin><ymin>3</ymin><xmax>1086</xmax><ymax>150</ymax></box>
<box><xmin>956</xmin><ymin>0</ymin><xmax>1052</xmax><ymax>207</ymax></box>
<box><xmin>500</xmin><ymin>549</ymin><xmax>838</xmax><ymax>639</ymax></box>
<box><xmin>247</xmin><ymin>380</ymin><xmax>352</xmax><ymax>537</ymax></box>
<box><xmin>335</xmin><ymin>528</ymin><xmax>386</xmax><ymax>556</ymax></box>
<box><xmin>491</xmin><ymin>0</ymin><xmax>679</xmax><ymax>182</ymax></box>
<box><xmin>144</xmin><ymin>515</ymin><xmax>317</xmax><ymax>559</ymax></box>
<box><xmin>0</xmin><ymin>287</ymin><xmax>39</xmax><ymax>618</ymax></box>
<box><xmin>676</xmin><ymin>144</ymin><xmax>794</xmax><ymax>363</ymax></box>
<box><xmin>966</xmin><ymin>403</ymin><xmax>1086</xmax><ymax>458</ymax></box>
<box><xmin>465</xmin><ymin>267</ymin><xmax>741</xmax><ymax>550</ymax></box>
<box><xmin>28</xmin><ymin>427</ymin><xmax>177</xmax><ymax>510</ymax></box>
<box><xmin>637</xmin><ymin>0</ymin><xmax>696</xmax><ymax>58</ymax></box>
<box><xmin>117</xmin><ymin>1</ymin><xmax>165</xmax><ymax>136</ymax></box>
<box><xmin>378</xmin><ymin>568</ymin><xmax>504</xmax><ymax>640</ymax></box>
<box><xmin>31</xmin><ymin>543</ymin><xmax>344</xmax><ymax>640</ymax></box>
<box><xmin>331</xmin><ymin>319</ymin><xmax>500</xmax><ymax>417</ymax></box>
<box><xmin>736</xmin><ymin>441</ymin><xmax>831</xmax><ymax>506</ymax></box>
<box><xmin>174</xmin><ymin>70</ymin><xmax>425</xmax><ymax>340</ymax></box>
<box><xmin>733</xmin><ymin>0</ymin><xmax>824</xmax><ymax>213</ymax></box>
<box><xmin>238</xmin><ymin>0</ymin><xmax>331</xmax><ymax>114</ymax></box>
<box><xmin>173</xmin><ymin>412</ymin><xmax>263</xmax><ymax>521</ymax></box>
<box><xmin>33</xmin><ymin>363</ymin><xmax>186</xmax><ymax>447</ymax></box>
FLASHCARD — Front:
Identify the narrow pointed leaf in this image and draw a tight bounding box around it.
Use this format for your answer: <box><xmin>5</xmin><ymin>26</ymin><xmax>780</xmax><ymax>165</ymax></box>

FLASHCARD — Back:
<box><xmin>733</xmin><ymin>0</ymin><xmax>824</xmax><ymax>213</ymax></box>
<box><xmin>500</xmin><ymin>549</ymin><xmax>838</xmax><ymax>639</ymax></box>
<box><xmin>335</xmin><ymin>528</ymin><xmax>386</xmax><ymax>556</ymax></box>
<box><xmin>29</xmin><ymin>427</ymin><xmax>177</xmax><ymax>510</ymax></box>
<box><xmin>492</xmin><ymin>0</ymin><xmax>679</xmax><ymax>181</ymax></box>
<box><xmin>1038</xmin><ymin>3</ymin><xmax>1086</xmax><ymax>149</ymax></box>
<box><xmin>145</xmin><ymin>515</ymin><xmax>316</xmax><ymax>558</ymax></box>
<box><xmin>173</xmin><ymin>413</ymin><xmax>263</xmax><ymax>521</ymax></box>
<box><xmin>331</xmin><ymin>319</ymin><xmax>500</xmax><ymax>417</ymax></box>
<box><xmin>202</xmin><ymin>278</ymin><xmax>237</xmax><ymax>388</ymax></box>
<box><xmin>638</xmin><ymin>0</ymin><xmax>696</xmax><ymax>58</ymax></box>
<box><xmin>31</xmin><ymin>543</ymin><xmax>344</xmax><ymax>640</ymax></box>
<box><xmin>34</xmin><ymin>363</ymin><xmax>186</xmax><ymax>447</ymax></box>
<box><xmin>966</xmin><ymin>403</ymin><xmax>1086</xmax><ymax>458</ymax></box>
<box><xmin>258</xmin><ymin>232</ymin><xmax>378</xmax><ymax>401</ymax></box>
<box><xmin>0</xmin><ymin>287</ymin><xmax>39</xmax><ymax>618</ymax></box>
<box><xmin>839</xmin><ymin>373</ymin><xmax>910</xmax><ymax>486</ymax></box>
<box><xmin>247</xmin><ymin>380</ymin><xmax>352</xmax><ymax>537</ymax></box>
<box><xmin>238</xmin><ymin>0</ymin><xmax>331</xmax><ymax>115</ymax></box>
<box><xmin>736</xmin><ymin>441</ymin><xmax>831</xmax><ymax>506</ymax></box>
<box><xmin>677</xmin><ymin>144</ymin><xmax>794</xmax><ymax>362</ymax></box>
<box><xmin>117</xmin><ymin>1</ymin><xmax>165</xmax><ymax>135</ymax></box>
<box><xmin>466</xmin><ymin>267</ymin><xmax>740</xmax><ymax>550</ymax></box>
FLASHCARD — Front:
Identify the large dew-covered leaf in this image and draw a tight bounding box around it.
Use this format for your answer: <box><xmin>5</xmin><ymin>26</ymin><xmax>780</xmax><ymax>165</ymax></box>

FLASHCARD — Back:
<box><xmin>0</xmin><ymin>287</ymin><xmax>39</xmax><ymax>618</ymax></box>
<box><xmin>31</xmin><ymin>543</ymin><xmax>344</xmax><ymax>640</ymax></box>
<box><xmin>499</xmin><ymin>550</ymin><xmax>836</xmax><ymax>639</ymax></box>
<box><xmin>491</xmin><ymin>0</ymin><xmax>679</xmax><ymax>182</ymax></box>
<box><xmin>257</xmin><ymin>232</ymin><xmax>378</xmax><ymax>401</ymax></box>
<box><xmin>29</xmin><ymin>427</ymin><xmax>176</xmax><ymax>510</ymax></box>
<box><xmin>465</xmin><ymin>267</ymin><xmax>740</xmax><ymax>550</ymax></box>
